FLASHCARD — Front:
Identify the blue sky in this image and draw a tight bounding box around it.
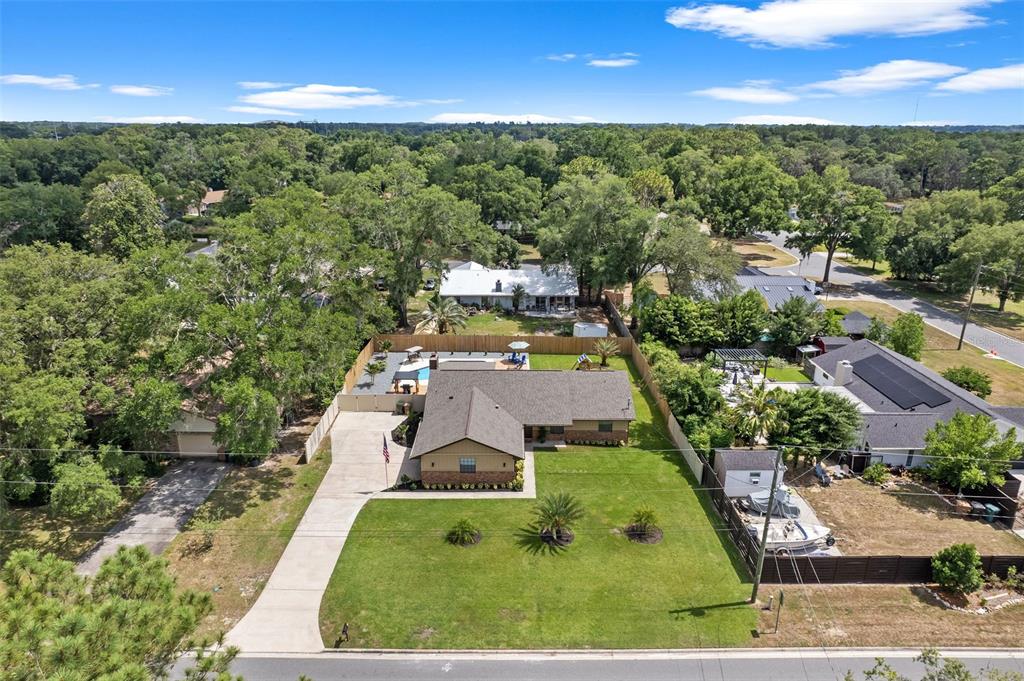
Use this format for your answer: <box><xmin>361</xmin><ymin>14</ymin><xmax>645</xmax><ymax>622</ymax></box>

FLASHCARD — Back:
<box><xmin>1</xmin><ymin>1</ymin><xmax>1022</xmax><ymax>125</ymax></box>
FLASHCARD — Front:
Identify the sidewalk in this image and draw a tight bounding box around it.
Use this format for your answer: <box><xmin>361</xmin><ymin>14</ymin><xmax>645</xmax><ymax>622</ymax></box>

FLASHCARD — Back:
<box><xmin>226</xmin><ymin>411</ymin><xmax>407</xmax><ymax>653</ymax></box>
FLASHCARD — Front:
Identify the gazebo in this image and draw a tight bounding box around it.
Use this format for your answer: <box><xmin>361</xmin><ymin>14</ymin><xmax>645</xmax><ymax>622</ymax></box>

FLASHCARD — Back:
<box><xmin>711</xmin><ymin>348</ymin><xmax>769</xmax><ymax>377</ymax></box>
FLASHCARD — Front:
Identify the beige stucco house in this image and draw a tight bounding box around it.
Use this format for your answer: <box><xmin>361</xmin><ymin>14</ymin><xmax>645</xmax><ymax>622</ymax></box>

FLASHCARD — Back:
<box><xmin>411</xmin><ymin>369</ymin><xmax>635</xmax><ymax>486</ymax></box>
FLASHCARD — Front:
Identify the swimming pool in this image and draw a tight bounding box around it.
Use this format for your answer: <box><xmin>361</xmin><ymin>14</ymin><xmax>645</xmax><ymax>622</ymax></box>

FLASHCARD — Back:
<box><xmin>416</xmin><ymin>367</ymin><xmax>430</xmax><ymax>380</ymax></box>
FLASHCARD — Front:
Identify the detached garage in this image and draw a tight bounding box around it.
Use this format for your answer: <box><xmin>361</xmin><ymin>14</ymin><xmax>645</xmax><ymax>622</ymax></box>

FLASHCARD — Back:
<box><xmin>168</xmin><ymin>409</ymin><xmax>222</xmax><ymax>458</ymax></box>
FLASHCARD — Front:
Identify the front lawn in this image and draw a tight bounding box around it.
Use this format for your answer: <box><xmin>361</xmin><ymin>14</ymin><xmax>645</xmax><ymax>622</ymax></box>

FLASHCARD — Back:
<box><xmin>318</xmin><ymin>354</ymin><xmax>755</xmax><ymax>648</ymax></box>
<box><xmin>166</xmin><ymin>449</ymin><xmax>331</xmax><ymax>638</ymax></box>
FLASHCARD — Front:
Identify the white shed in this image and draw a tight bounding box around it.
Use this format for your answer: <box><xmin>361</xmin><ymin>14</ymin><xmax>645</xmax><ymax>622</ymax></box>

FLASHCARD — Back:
<box><xmin>573</xmin><ymin>322</ymin><xmax>608</xmax><ymax>338</ymax></box>
<box><xmin>713</xmin><ymin>449</ymin><xmax>785</xmax><ymax>498</ymax></box>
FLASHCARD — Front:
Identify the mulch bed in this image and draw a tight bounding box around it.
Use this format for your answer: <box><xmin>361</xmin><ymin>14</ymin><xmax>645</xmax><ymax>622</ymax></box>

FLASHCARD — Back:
<box><xmin>540</xmin><ymin>528</ymin><xmax>575</xmax><ymax>546</ymax></box>
<box><xmin>625</xmin><ymin>524</ymin><xmax>663</xmax><ymax>544</ymax></box>
<box><xmin>449</xmin><ymin>531</ymin><xmax>482</xmax><ymax>547</ymax></box>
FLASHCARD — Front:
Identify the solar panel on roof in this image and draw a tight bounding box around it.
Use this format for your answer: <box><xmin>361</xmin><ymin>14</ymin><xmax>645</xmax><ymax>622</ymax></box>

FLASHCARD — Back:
<box><xmin>852</xmin><ymin>355</ymin><xmax>951</xmax><ymax>410</ymax></box>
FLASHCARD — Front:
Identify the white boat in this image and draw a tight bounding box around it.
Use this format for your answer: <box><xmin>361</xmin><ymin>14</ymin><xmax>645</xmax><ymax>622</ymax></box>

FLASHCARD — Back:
<box><xmin>747</xmin><ymin>520</ymin><xmax>835</xmax><ymax>553</ymax></box>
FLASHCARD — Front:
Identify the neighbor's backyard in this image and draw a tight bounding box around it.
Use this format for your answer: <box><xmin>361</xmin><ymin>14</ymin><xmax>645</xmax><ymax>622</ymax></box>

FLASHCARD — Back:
<box><xmin>318</xmin><ymin>355</ymin><xmax>757</xmax><ymax>648</ymax></box>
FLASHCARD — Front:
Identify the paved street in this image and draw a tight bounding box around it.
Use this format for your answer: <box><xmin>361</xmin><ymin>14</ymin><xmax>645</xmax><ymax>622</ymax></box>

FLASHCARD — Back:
<box><xmin>76</xmin><ymin>459</ymin><xmax>228</xmax><ymax>576</ymax></box>
<box><xmin>226</xmin><ymin>411</ymin><xmax>409</xmax><ymax>653</ymax></box>
<box><xmin>174</xmin><ymin>649</ymin><xmax>1024</xmax><ymax>681</ymax></box>
<box><xmin>760</xmin><ymin>232</ymin><xmax>1024</xmax><ymax>367</ymax></box>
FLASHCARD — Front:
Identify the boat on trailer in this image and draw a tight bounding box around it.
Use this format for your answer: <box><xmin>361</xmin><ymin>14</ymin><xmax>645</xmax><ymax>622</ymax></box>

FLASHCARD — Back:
<box><xmin>746</xmin><ymin>519</ymin><xmax>835</xmax><ymax>554</ymax></box>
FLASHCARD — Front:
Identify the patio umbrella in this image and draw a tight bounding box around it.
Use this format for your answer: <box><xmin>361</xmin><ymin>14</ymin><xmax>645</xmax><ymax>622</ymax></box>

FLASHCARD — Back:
<box><xmin>508</xmin><ymin>341</ymin><xmax>530</xmax><ymax>350</ymax></box>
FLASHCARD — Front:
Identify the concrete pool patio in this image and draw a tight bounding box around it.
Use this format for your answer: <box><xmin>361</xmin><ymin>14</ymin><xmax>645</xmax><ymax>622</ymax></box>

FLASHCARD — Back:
<box><xmin>349</xmin><ymin>351</ymin><xmax>531</xmax><ymax>395</ymax></box>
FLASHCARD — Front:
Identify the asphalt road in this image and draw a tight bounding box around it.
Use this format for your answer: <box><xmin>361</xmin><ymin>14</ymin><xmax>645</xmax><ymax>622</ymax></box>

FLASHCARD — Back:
<box><xmin>173</xmin><ymin>650</ymin><xmax>1024</xmax><ymax>681</ymax></box>
<box><xmin>758</xmin><ymin>232</ymin><xmax>1024</xmax><ymax>367</ymax></box>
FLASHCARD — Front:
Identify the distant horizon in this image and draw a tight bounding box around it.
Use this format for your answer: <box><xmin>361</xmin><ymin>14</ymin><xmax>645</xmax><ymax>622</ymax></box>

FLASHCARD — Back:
<box><xmin>1</xmin><ymin>1</ymin><xmax>1022</xmax><ymax>126</ymax></box>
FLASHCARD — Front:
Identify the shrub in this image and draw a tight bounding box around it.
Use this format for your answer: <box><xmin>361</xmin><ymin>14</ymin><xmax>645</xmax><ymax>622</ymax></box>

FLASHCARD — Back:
<box><xmin>862</xmin><ymin>463</ymin><xmax>891</xmax><ymax>485</ymax></box>
<box><xmin>941</xmin><ymin>366</ymin><xmax>993</xmax><ymax>398</ymax></box>
<box><xmin>630</xmin><ymin>505</ymin><xmax>659</xmax><ymax>533</ymax></box>
<box><xmin>534</xmin><ymin>492</ymin><xmax>585</xmax><ymax>544</ymax></box>
<box><xmin>446</xmin><ymin>518</ymin><xmax>480</xmax><ymax>546</ymax></box>
<box><xmin>50</xmin><ymin>459</ymin><xmax>121</xmax><ymax>520</ymax></box>
<box><xmin>932</xmin><ymin>543</ymin><xmax>983</xmax><ymax>594</ymax></box>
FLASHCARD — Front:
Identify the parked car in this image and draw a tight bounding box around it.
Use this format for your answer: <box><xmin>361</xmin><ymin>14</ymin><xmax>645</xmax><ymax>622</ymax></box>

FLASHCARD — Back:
<box><xmin>423</xmin><ymin>278</ymin><xmax>436</xmax><ymax>291</ymax></box>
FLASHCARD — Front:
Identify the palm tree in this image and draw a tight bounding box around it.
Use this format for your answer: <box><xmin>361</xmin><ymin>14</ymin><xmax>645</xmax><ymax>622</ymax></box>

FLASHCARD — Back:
<box><xmin>730</xmin><ymin>380</ymin><xmax>784</xmax><ymax>446</ymax></box>
<box><xmin>592</xmin><ymin>338</ymin><xmax>620</xmax><ymax>367</ymax></box>
<box><xmin>534</xmin><ymin>492</ymin><xmax>585</xmax><ymax>545</ymax></box>
<box><xmin>364</xmin><ymin>360</ymin><xmax>386</xmax><ymax>387</ymax></box>
<box><xmin>417</xmin><ymin>295</ymin><xmax>468</xmax><ymax>335</ymax></box>
<box><xmin>447</xmin><ymin>518</ymin><xmax>481</xmax><ymax>546</ymax></box>
<box><xmin>511</xmin><ymin>284</ymin><xmax>527</xmax><ymax>313</ymax></box>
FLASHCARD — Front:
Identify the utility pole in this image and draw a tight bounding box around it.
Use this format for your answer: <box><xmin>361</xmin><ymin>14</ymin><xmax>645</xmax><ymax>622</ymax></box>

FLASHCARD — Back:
<box><xmin>751</xmin><ymin>447</ymin><xmax>784</xmax><ymax>604</ymax></box>
<box><xmin>957</xmin><ymin>260</ymin><xmax>983</xmax><ymax>351</ymax></box>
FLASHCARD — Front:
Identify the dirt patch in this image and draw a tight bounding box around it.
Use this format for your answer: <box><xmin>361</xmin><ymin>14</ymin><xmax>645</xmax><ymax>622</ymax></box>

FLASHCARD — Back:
<box><xmin>792</xmin><ymin>477</ymin><xmax>1024</xmax><ymax>555</ymax></box>
<box><xmin>413</xmin><ymin>626</ymin><xmax>437</xmax><ymax>641</ymax></box>
<box><xmin>625</xmin><ymin>524</ymin><xmax>664</xmax><ymax>544</ymax></box>
<box><xmin>498</xmin><ymin>607</ymin><xmax>527</xmax><ymax>622</ymax></box>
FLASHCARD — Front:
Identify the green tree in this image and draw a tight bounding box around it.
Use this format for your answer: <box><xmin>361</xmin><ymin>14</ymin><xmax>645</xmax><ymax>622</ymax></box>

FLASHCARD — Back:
<box><xmin>888</xmin><ymin>312</ymin><xmax>925</xmax><ymax>360</ymax></box>
<box><xmin>988</xmin><ymin>168</ymin><xmax>1024</xmax><ymax>221</ymax></box>
<box><xmin>941</xmin><ymin>366</ymin><xmax>993</xmax><ymax>398</ymax></box>
<box><xmin>924</xmin><ymin>412</ymin><xmax>1020</xmax><ymax>492</ymax></box>
<box><xmin>716</xmin><ymin>290</ymin><xmax>769</xmax><ymax>348</ymax></box>
<box><xmin>768</xmin><ymin>388</ymin><xmax>862</xmax><ymax>452</ymax></box>
<box><xmin>0</xmin><ymin>182</ymin><xmax>85</xmax><ymax>248</ymax></box>
<box><xmin>559</xmin><ymin>155</ymin><xmax>609</xmax><ymax>179</ymax></box>
<box><xmin>940</xmin><ymin>221</ymin><xmax>1024</xmax><ymax>312</ymax></box>
<box><xmin>0</xmin><ymin>546</ymin><xmax>222</xmax><ymax>679</ymax></box>
<box><xmin>83</xmin><ymin>174</ymin><xmax>164</xmax><ymax>259</ymax></box>
<box><xmin>866</xmin><ymin>317</ymin><xmax>890</xmax><ymax>344</ymax></box>
<box><xmin>116</xmin><ymin>376</ymin><xmax>183</xmax><ymax>450</ymax></box>
<box><xmin>642</xmin><ymin>343</ymin><xmax>725</xmax><ymax>424</ymax></box>
<box><xmin>628</xmin><ymin>168</ymin><xmax>674</xmax><ymax>208</ymax></box>
<box><xmin>786</xmin><ymin>165</ymin><xmax>891</xmax><ymax>284</ymax></box>
<box><xmin>534</xmin><ymin>492</ymin><xmax>585</xmax><ymax>545</ymax></box>
<box><xmin>449</xmin><ymin>161</ymin><xmax>542</xmax><ymax>226</ymax></box>
<box><xmin>639</xmin><ymin>296</ymin><xmax>723</xmax><ymax>349</ymax></box>
<box><xmin>768</xmin><ymin>297</ymin><xmax>823</xmax><ymax>355</ymax></box>
<box><xmin>704</xmin><ymin>154</ymin><xmax>797</xmax><ymax>238</ymax></box>
<box><xmin>592</xmin><ymin>338</ymin><xmax>620</xmax><ymax>367</ymax></box>
<box><xmin>511</xmin><ymin>283</ymin><xmax>527</xmax><ymax>312</ymax></box>
<box><xmin>657</xmin><ymin>214</ymin><xmax>740</xmax><ymax>299</ymax></box>
<box><xmin>494</xmin><ymin>233</ymin><xmax>522</xmax><ymax>268</ymax></box>
<box><xmin>50</xmin><ymin>458</ymin><xmax>122</xmax><ymax>520</ymax></box>
<box><xmin>213</xmin><ymin>376</ymin><xmax>279</xmax><ymax>455</ymax></box>
<box><xmin>932</xmin><ymin>543</ymin><xmax>983</xmax><ymax>594</ymax></box>
<box><xmin>418</xmin><ymin>294</ymin><xmax>468</xmax><ymax>334</ymax></box>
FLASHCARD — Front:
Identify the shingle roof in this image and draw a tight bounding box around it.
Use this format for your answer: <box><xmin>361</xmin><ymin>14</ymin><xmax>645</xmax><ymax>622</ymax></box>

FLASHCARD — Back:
<box><xmin>817</xmin><ymin>336</ymin><xmax>853</xmax><ymax>349</ymax></box>
<box><xmin>410</xmin><ymin>386</ymin><xmax>525</xmax><ymax>459</ymax></box>
<box><xmin>841</xmin><ymin>310</ymin><xmax>872</xmax><ymax>336</ymax></box>
<box><xmin>993</xmin><ymin>407</ymin><xmax>1024</xmax><ymax>429</ymax></box>
<box><xmin>734</xmin><ymin>274</ymin><xmax>819</xmax><ymax>312</ymax></box>
<box><xmin>714</xmin><ymin>449</ymin><xmax>784</xmax><ymax>471</ymax></box>
<box><xmin>441</xmin><ymin>262</ymin><xmax>578</xmax><ymax>298</ymax></box>
<box><xmin>860</xmin><ymin>412</ymin><xmax>946</xmax><ymax>450</ymax></box>
<box><xmin>412</xmin><ymin>369</ymin><xmax>636</xmax><ymax>458</ymax></box>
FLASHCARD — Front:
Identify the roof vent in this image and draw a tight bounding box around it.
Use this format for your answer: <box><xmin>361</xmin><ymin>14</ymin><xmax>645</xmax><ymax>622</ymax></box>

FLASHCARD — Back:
<box><xmin>786</xmin><ymin>286</ymin><xmax>794</xmax><ymax>292</ymax></box>
<box><xmin>448</xmin><ymin>395</ymin><xmax>454</xmax><ymax>400</ymax></box>
<box><xmin>762</xmin><ymin>286</ymin><xmax>770</xmax><ymax>292</ymax></box>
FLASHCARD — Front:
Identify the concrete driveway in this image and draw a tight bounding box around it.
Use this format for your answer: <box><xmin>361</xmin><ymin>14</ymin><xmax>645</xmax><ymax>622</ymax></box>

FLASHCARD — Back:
<box><xmin>77</xmin><ymin>459</ymin><xmax>229</xmax><ymax>576</ymax></box>
<box><xmin>226</xmin><ymin>410</ymin><xmax>408</xmax><ymax>653</ymax></box>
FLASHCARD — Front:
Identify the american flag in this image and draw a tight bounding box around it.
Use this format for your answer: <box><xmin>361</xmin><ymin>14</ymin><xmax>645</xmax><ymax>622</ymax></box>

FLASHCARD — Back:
<box><xmin>382</xmin><ymin>434</ymin><xmax>390</xmax><ymax>464</ymax></box>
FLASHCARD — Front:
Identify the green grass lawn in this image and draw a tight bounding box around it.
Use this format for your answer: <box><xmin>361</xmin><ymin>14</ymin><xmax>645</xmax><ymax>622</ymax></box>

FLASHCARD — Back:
<box><xmin>319</xmin><ymin>355</ymin><xmax>756</xmax><ymax>649</ymax></box>
<box><xmin>462</xmin><ymin>312</ymin><xmax>573</xmax><ymax>336</ymax></box>
<box><xmin>764</xmin><ymin>366</ymin><xmax>810</xmax><ymax>382</ymax></box>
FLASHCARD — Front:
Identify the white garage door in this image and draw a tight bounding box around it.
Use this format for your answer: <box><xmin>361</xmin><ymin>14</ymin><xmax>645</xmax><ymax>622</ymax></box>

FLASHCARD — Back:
<box><xmin>176</xmin><ymin>433</ymin><xmax>220</xmax><ymax>458</ymax></box>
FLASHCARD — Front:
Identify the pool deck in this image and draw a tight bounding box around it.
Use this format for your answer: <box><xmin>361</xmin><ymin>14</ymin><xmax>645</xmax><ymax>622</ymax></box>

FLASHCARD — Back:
<box><xmin>350</xmin><ymin>351</ymin><xmax>525</xmax><ymax>395</ymax></box>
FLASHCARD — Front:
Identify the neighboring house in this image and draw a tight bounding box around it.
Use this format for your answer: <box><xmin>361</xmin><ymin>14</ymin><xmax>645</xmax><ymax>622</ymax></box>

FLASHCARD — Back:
<box><xmin>713</xmin><ymin>449</ymin><xmax>786</xmax><ymax>498</ymax></box>
<box><xmin>814</xmin><ymin>336</ymin><xmax>853</xmax><ymax>353</ymax></box>
<box><xmin>187</xmin><ymin>188</ymin><xmax>227</xmax><ymax>217</ymax></box>
<box><xmin>411</xmin><ymin>369</ymin><xmax>636</xmax><ymax>486</ymax></box>
<box><xmin>493</xmin><ymin>220</ymin><xmax>517</xmax><ymax>234</ymax></box>
<box><xmin>840</xmin><ymin>311</ymin><xmax>872</xmax><ymax>338</ymax></box>
<box><xmin>440</xmin><ymin>261</ymin><xmax>578</xmax><ymax>314</ymax></box>
<box><xmin>734</xmin><ymin>271</ymin><xmax>820</xmax><ymax>312</ymax></box>
<box><xmin>167</xmin><ymin>409</ymin><xmax>222</xmax><ymax>458</ymax></box>
<box><xmin>808</xmin><ymin>339</ymin><xmax>1024</xmax><ymax>470</ymax></box>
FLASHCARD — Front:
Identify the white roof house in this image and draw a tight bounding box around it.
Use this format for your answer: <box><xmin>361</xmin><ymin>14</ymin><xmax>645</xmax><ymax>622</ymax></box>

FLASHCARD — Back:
<box><xmin>441</xmin><ymin>262</ymin><xmax>578</xmax><ymax>313</ymax></box>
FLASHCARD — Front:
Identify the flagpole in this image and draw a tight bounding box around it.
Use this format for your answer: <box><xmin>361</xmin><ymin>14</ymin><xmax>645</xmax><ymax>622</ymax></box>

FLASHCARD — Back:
<box><xmin>383</xmin><ymin>432</ymin><xmax>390</xmax><ymax>488</ymax></box>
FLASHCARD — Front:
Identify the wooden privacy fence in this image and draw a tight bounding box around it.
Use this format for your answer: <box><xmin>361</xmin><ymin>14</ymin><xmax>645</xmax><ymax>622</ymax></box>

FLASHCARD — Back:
<box><xmin>373</xmin><ymin>333</ymin><xmax>631</xmax><ymax>356</ymax></box>
<box><xmin>342</xmin><ymin>340</ymin><xmax>376</xmax><ymax>394</ymax></box>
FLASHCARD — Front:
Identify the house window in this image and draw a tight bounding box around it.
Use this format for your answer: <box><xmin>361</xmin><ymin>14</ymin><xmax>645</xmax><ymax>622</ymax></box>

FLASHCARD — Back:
<box><xmin>598</xmin><ymin>422</ymin><xmax>613</xmax><ymax>433</ymax></box>
<box><xmin>550</xmin><ymin>426</ymin><xmax>565</xmax><ymax>434</ymax></box>
<box><xmin>749</xmin><ymin>472</ymin><xmax>761</xmax><ymax>485</ymax></box>
<box><xmin>459</xmin><ymin>458</ymin><xmax>476</xmax><ymax>474</ymax></box>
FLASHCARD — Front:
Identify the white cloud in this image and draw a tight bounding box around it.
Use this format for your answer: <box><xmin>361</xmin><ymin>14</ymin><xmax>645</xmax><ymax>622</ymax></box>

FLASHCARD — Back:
<box><xmin>692</xmin><ymin>86</ymin><xmax>798</xmax><ymax>103</ymax></box>
<box><xmin>802</xmin><ymin>59</ymin><xmax>966</xmax><ymax>94</ymax></box>
<box><xmin>587</xmin><ymin>58</ymin><xmax>639</xmax><ymax>68</ymax></box>
<box><xmin>94</xmin><ymin>115</ymin><xmax>204</xmax><ymax>124</ymax></box>
<box><xmin>936</xmin><ymin>63</ymin><xmax>1024</xmax><ymax>91</ymax></box>
<box><xmin>0</xmin><ymin>73</ymin><xmax>98</xmax><ymax>90</ymax></box>
<box><xmin>110</xmin><ymin>84</ymin><xmax>173</xmax><ymax>97</ymax></box>
<box><xmin>901</xmin><ymin>119</ymin><xmax>967</xmax><ymax>125</ymax></box>
<box><xmin>665</xmin><ymin>0</ymin><xmax>993</xmax><ymax>48</ymax></box>
<box><xmin>429</xmin><ymin>112</ymin><xmax>598</xmax><ymax>124</ymax></box>
<box><xmin>730</xmin><ymin>114</ymin><xmax>837</xmax><ymax>125</ymax></box>
<box><xmin>545</xmin><ymin>53</ymin><xmax>577</xmax><ymax>62</ymax></box>
<box><xmin>415</xmin><ymin>98</ymin><xmax>464</xmax><ymax>105</ymax></box>
<box><xmin>239</xmin><ymin>83</ymin><xmax>403</xmax><ymax>109</ymax></box>
<box><xmin>237</xmin><ymin>81</ymin><xmax>295</xmax><ymax>90</ymax></box>
<box><xmin>227</xmin><ymin>105</ymin><xmax>302</xmax><ymax>117</ymax></box>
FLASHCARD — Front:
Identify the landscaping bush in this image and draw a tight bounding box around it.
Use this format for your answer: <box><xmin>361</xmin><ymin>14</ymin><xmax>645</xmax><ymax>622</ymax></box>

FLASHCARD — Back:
<box><xmin>862</xmin><ymin>462</ymin><xmax>891</xmax><ymax>485</ymax></box>
<box><xmin>50</xmin><ymin>459</ymin><xmax>121</xmax><ymax>520</ymax></box>
<box><xmin>446</xmin><ymin>518</ymin><xmax>481</xmax><ymax>546</ymax></box>
<box><xmin>932</xmin><ymin>543</ymin><xmax>983</xmax><ymax>594</ymax></box>
<box><xmin>534</xmin><ymin>492</ymin><xmax>584</xmax><ymax>546</ymax></box>
<box><xmin>625</xmin><ymin>505</ymin><xmax>663</xmax><ymax>544</ymax></box>
<box><xmin>941</xmin><ymin>366</ymin><xmax>993</xmax><ymax>398</ymax></box>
